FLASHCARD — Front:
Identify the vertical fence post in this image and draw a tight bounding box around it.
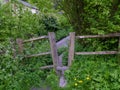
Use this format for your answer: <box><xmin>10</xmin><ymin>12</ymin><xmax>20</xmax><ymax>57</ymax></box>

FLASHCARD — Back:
<box><xmin>58</xmin><ymin>54</ymin><xmax>67</xmax><ymax>87</ymax></box>
<box><xmin>68</xmin><ymin>32</ymin><xmax>75</xmax><ymax>67</ymax></box>
<box><xmin>16</xmin><ymin>39</ymin><xmax>24</xmax><ymax>54</ymax></box>
<box><xmin>48</xmin><ymin>32</ymin><xmax>59</xmax><ymax>74</ymax></box>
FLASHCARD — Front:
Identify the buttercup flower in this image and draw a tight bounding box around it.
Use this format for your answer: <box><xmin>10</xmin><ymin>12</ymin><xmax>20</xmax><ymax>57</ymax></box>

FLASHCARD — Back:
<box><xmin>74</xmin><ymin>78</ymin><xmax>77</xmax><ymax>80</ymax></box>
<box><xmin>75</xmin><ymin>83</ymin><xmax>78</xmax><ymax>86</ymax></box>
<box><xmin>86</xmin><ymin>77</ymin><xmax>90</xmax><ymax>80</ymax></box>
<box><xmin>78</xmin><ymin>80</ymin><xmax>83</xmax><ymax>83</ymax></box>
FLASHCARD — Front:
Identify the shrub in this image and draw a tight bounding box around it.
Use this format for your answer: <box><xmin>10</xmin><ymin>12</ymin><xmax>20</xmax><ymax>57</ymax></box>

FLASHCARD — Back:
<box><xmin>65</xmin><ymin>55</ymin><xmax>120</xmax><ymax>90</ymax></box>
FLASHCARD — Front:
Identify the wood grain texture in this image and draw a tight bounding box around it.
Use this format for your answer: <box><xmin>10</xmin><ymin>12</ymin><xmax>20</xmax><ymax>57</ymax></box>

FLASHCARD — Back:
<box><xmin>16</xmin><ymin>39</ymin><xmax>24</xmax><ymax>54</ymax></box>
<box><xmin>76</xmin><ymin>33</ymin><xmax>120</xmax><ymax>39</ymax></box>
<box><xmin>23</xmin><ymin>36</ymin><xmax>48</xmax><ymax>43</ymax></box>
<box><xmin>24</xmin><ymin>52</ymin><xmax>51</xmax><ymax>58</ymax></box>
<box><xmin>48</xmin><ymin>32</ymin><xmax>59</xmax><ymax>74</ymax></box>
<box><xmin>68</xmin><ymin>32</ymin><xmax>75</xmax><ymax>67</ymax></box>
<box><xmin>75</xmin><ymin>51</ymin><xmax>118</xmax><ymax>55</ymax></box>
<box><xmin>57</xmin><ymin>66</ymin><xmax>69</xmax><ymax>71</ymax></box>
<box><xmin>40</xmin><ymin>65</ymin><xmax>54</xmax><ymax>70</ymax></box>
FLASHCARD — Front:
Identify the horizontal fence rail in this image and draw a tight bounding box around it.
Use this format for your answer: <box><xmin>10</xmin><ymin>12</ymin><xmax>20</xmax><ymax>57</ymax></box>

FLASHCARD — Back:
<box><xmin>74</xmin><ymin>33</ymin><xmax>120</xmax><ymax>56</ymax></box>
<box><xmin>76</xmin><ymin>33</ymin><xmax>120</xmax><ymax>39</ymax></box>
<box><xmin>56</xmin><ymin>66</ymin><xmax>69</xmax><ymax>71</ymax></box>
<box><xmin>40</xmin><ymin>65</ymin><xmax>54</xmax><ymax>70</ymax></box>
<box><xmin>75</xmin><ymin>51</ymin><xmax>118</xmax><ymax>55</ymax></box>
<box><xmin>24</xmin><ymin>52</ymin><xmax>51</xmax><ymax>58</ymax></box>
<box><xmin>23</xmin><ymin>36</ymin><xmax>48</xmax><ymax>43</ymax></box>
<box><xmin>16</xmin><ymin>35</ymin><xmax>50</xmax><ymax>57</ymax></box>
<box><xmin>38</xmin><ymin>65</ymin><xmax>69</xmax><ymax>70</ymax></box>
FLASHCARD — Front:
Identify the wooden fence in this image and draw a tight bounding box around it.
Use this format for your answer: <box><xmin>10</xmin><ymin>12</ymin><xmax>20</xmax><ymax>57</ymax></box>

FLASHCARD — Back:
<box><xmin>15</xmin><ymin>32</ymin><xmax>68</xmax><ymax>87</ymax></box>
<box><xmin>16</xmin><ymin>33</ymin><xmax>61</xmax><ymax>73</ymax></box>
<box><xmin>68</xmin><ymin>32</ymin><xmax>120</xmax><ymax>66</ymax></box>
<box><xmin>14</xmin><ymin>32</ymin><xmax>120</xmax><ymax>87</ymax></box>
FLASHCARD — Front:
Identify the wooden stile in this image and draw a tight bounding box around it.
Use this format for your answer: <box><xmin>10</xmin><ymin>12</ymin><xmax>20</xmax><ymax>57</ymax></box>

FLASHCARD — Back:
<box><xmin>58</xmin><ymin>54</ymin><xmax>67</xmax><ymax>87</ymax></box>
<box><xmin>48</xmin><ymin>32</ymin><xmax>59</xmax><ymax>74</ymax></box>
<box><xmin>57</xmin><ymin>66</ymin><xmax>69</xmax><ymax>71</ymax></box>
<box><xmin>68</xmin><ymin>32</ymin><xmax>75</xmax><ymax>67</ymax></box>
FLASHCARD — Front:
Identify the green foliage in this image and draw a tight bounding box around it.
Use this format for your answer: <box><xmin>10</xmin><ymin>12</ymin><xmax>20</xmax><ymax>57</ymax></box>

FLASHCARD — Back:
<box><xmin>0</xmin><ymin>2</ymin><xmax>45</xmax><ymax>40</ymax></box>
<box><xmin>1</xmin><ymin>0</ymin><xmax>120</xmax><ymax>90</ymax></box>
<box><xmin>58</xmin><ymin>0</ymin><xmax>120</xmax><ymax>35</ymax></box>
<box><xmin>0</xmin><ymin>40</ymin><xmax>48</xmax><ymax>90</ymax></box>
<box><xmin>75</xmin><ymin>38</ymin><xmax>118</xmax><ymax>52</ymax></box>
<box><xmin>42</xmin><ymin>15</ymin><xmax>60</xmax><ymax>32</ymax></box>
<box><xmin>63</xmin><ymin>40</ymin><xmax>120</xmax><ymax>89</ymax></box>
<box><xmin>65</xmin><ymin>55</ymin><xmax>120</xmax><ymax>90</ymax></box>
<box><xmin>0</xmin><ymin>0</ymin><xmax>70</xmax><ymax>41</ymax></box>
<box><xmin>27</xmin><ymin>0</ymin><xmax>54</xmax><ymax>13</ymax></box>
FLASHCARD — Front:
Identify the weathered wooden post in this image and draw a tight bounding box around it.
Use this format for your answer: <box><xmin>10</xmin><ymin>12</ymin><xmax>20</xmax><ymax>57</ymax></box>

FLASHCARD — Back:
<box><xmin>68</xmin><ymin>32</ymin><xmax>75</xmax><ymax>67</ymax></box>
<box><xmin>48</xmin><ymin>32</ymin><xmax>59</xmax><ymax>74</ymax></box>
<box><xmin>16</xmin><ymin>39</ymin><xmax>24</xmax><ymax>54</ymax></box>
<box><xmin>58</xmin><ymin>54</ymin><xmax>67</xmax><ymax>87</ymax></box>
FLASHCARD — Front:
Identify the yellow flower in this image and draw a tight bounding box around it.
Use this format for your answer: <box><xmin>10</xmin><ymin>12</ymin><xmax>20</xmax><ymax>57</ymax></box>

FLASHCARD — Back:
<box><xmin>74</xmin><ymin>78</ymin><xmax>77</xmax><ymax>80</ymax></box>
<box><xmin>75</xmin><ymin>83</ymin><xmax>78</xmax><ymax>86</ymax></box>
<box><xmin>86</xmin><ymin>77</ymin><xmax>90</xmax><ymax>80</ymax></box>
<box><xmin>78</xmin><ymin>80</ymin><xmax>83</xmax><ymax>83</ymax></box>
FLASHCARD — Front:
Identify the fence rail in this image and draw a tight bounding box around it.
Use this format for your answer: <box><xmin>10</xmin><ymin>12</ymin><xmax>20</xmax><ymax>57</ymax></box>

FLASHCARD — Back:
<box><xmin>23</xmin><ymin>36</ymin><xmax>48</xmax><ymax>43</ymax></box>
<box><xmin>24</xmin><ymin>52</ymin><xmax>51</xmax><ymax>58</ymax></box>
<box><xmin>75</xmin><ymin>33</ymin><xmax>120</xmax><ymax>56</ymax></box>
<box><xmin>40</xmin><ymin>65</ymin><xmax>54</xmax><ymax>70</ymax></box>
<box><xmin>75</xmin><ymin>51</ymin><xmax>118</xmax><ymax>55</ymax></box>
<box><xmin>16</xmin><ymin>32</ymin><xmax>60</xmax><ymax>74</ymax></box>
<box><xmin>76</xmin><ymin>33</ymin><xmax>120</xmax><ymax>39</ymax></box>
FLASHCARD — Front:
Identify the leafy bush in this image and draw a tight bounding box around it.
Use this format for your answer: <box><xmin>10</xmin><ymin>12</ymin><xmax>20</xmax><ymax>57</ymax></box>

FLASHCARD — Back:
<box><xmin>65</xmin><ymin>55</ymin><xmax>120</xmax><ymax>90</ymax></box>
<box><xmin>0</xmin><ymin>40</ymin><xmax>46</xmax><ymax>90</ymax></box>
<box><xmin>42</xmin><ymin>15</ymin><xmax>60</xmax><ymax>32</ymax></box>
<box><xmin>58</xmin><ymin>0</ymin><xmax>120</xmax><ymax>34</ymax></box>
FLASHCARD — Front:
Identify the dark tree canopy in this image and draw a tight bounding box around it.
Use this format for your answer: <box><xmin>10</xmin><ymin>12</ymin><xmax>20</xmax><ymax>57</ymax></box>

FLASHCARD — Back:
<box><xmin>57</xmin><ymin>0</ymin><xmax>120</xmax><ymax>35</ymax></box>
